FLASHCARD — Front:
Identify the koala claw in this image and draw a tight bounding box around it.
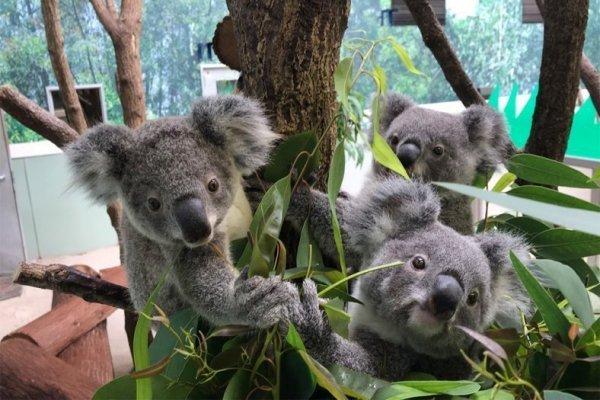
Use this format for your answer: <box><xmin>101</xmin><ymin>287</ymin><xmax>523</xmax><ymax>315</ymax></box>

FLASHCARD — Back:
<box><xmin>295</xmin><ymin>279</ymin><xmax>332</xmax><ymax>342</ymax></box>
<box><xmin>234</xmin><ymin>275</ymin><xmax>301</xmax><ymax>329</ymax></box>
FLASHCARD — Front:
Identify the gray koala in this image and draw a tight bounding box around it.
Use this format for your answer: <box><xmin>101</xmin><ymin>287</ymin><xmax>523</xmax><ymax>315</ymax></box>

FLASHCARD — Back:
<box><xmin>291</xmin><ymin>178</ymin><xmax>531</xmax><ymax>380</ymax></box>
<box><xmin>67</xmin><ymin>95</ymin><xmax>300</xmax><ymax>328</ymax></box>
<box><xmin>372</xmin><ymin>93</ymin><xmax>514</xmax><ymax>234</ymax></box>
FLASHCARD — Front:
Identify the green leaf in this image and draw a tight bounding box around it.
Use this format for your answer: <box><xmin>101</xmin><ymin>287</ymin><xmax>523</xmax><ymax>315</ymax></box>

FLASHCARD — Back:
<box><xmin>286</xmin><ymin>323</ymin><xmax>307</xmax><ymax>352</ymax></box>
<box><xmin>93</xmin><ymin>374</ymin><xmax>193</xmax><ymax>400</ymax></box>
<box><xmin>280</xmin><ymin>350</ymin><xmax>317</xmax><ymax>399</ymax></box>
<box><xmin>322</xmin><ymin>299</ymin><xmax>351</xmax><ymax>338</ymax></box>
<box><xmin>335</xmin><ymin>57</ymin><xmax>354</xmax><ymax>109</ymax></box>
<box><xmin>507</xmin><ymin>154</ymin><xmax>598</xmax><ymax>188</ymax></box>
<box><xmin>328</xmin><ymin>140</ymin><xmax>348</xmax><ymax>276</ymax></box>
<box><xmin>387</xmin><ymin>37</ymin><xmax>423</xmax><ymax>76</ymax></box>
<box><xmin>133</xmin><ymin>270</ymin><xmax>170</xmax><ymax>400</ymax></box>
<box><xmin>531</xmin><ymin>229</ymin><xmax>600</xmax><ymax>260</ymax></box>
<box><xmin>543</xmin><ymin>390</ymin><xmax>583</xmax><ymax>400</ymax></box>
<box><xmin>373</xmin><ymin>65</ymin><xmax>387</xmax><ymax>93</ymax></box>
<box><xmin>297</xmin><ymin>351</ymin><xmax>347</xmax><ymax>400</ymax></box>
<box><xmin>533</xmin><ymin>260</ymin><xmax>594</xmax><ymax>329</ymax></box>
<box><xmin>223</xmin><ymin>369</ymin><xmax>250</xmax><ymax>400</ymax></box>
<box><xmin>510</xmin><ymin>253</ymin><xmax>570</xmax><ymax>341</ymax></box>
<box><xmin>371</xmin><ymin>131</ymin><xmax>410</xmax><ymax>179</ymax></box>
<box><xmin>591</xmin><ymin>168</ymin><xmax>600</xmax><ymax>185</ymax></box>
<box><xmin>373</xmin><ymin>380</ymin><xmax>481</xmax><ymax>400</ymax></box>
<box><xmin>508</xmin><ymin>186</ymin><xmax>600</xmax><ymax>212</ymax></box>
<box><xmin>297</xmin><ymin>219</ymin><xmax>325</xmax><ymax>269</ymax></box>
<box><xmin>263</xmin><ymin>131</ymin><xmax>319</xmax><ymax>183</ymax></box>
<box><xmin>576</xmin><ymin>316</ymin><xmax>600</xmax><ymax>355</ymax></box>
<box><xmin>329</xmin><ymin>364</ymin><xmax>389</xmax><ymax>400</ymax></box>
<box><xmin>435</xmin><ymin>182</ymin><xmax>600</xmax><ymax>236</ymax></box>
<box><xmin>498</xmin><ymin>216</ymin><xmax>551</xmax><ymax>239</ymax></box>
<box><xmin>492</xmin><ymin>172</ymin><xmax>516</xmax><ymax>192</ymax></box>
<box><xmin>470</xmin><ymin>388</ymin><xmax>515</xmax><ymax>400</ymax></box>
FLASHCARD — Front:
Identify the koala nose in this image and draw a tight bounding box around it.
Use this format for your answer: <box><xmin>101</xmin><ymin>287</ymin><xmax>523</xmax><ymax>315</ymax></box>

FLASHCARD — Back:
<box><xmin>173</xmin><ymin>197</ymin><xmax>212</xmax><ymax>246</ymax></box>
<box><xmin>430</xmin><ymin>274</ymin><xmax>463</xmax><ymax>321</ymax></box>
<box><xmin>397</xmin><ymin>142</ymin><xmax>421</xmax><ymax>169</ymax></box>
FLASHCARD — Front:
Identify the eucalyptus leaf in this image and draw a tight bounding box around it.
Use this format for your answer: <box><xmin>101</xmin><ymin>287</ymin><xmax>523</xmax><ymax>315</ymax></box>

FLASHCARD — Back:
<box><xmin>93</xmin><ymin>374</ymin><xmax>193</xmax><ymax>400</ymax></box>
<box><xmin>543</xmin><ymin>390</ymin><xmax>583</xmax><ymax>400</ymax></box>
<box><xmin>223</xmin><ymin>369</ymin><xmax>250</xmax><ymax>400</ymax></box>
<box><xmin>435</xmin><ymin>183</ymin><xmax>600</xmax><ymax>236</ymax></box>
<box><xmin>508</xmin><ymin>186</ymin><xmax>600</xmax><ymax>212</ymax></box>
<box><xmin>492</xmin><ymin>172</ymin><xmax>516</xmax><ymax>192</ymax></box>
<box><xmin>533</xmin><ymin>260</ymin><xmax>594</xmax><ymax>328</ymax></box>
<box><xmin>329</xmin><ymin>364</ymin><xmax>389</xmax><ymax>400</ymax></box>
<box><xmin>373</xmin><ymin>380</ymin><xmax>481</xmax><ymax>400</ymax></box>
<box><xmin>470</xmin><ymin>388</ymin><xmax>515</xmax><ymax>400</ymax></box>
<box><xmin>371</xmin><ymin>131</ymin><xmax>410</xmax><ymax>179</ymax></box>
<box><xmin>297</xmin><ymin>219</ymin><xmax>325</xmax><ymax>269</ymax></box>
<box><xmin>323</xmin><ymin>299</ymin><xmax>351</xmax><ymax>338</ymax></box>
<box><xmin>387</xmin><ymin>37</ymin><xmax>423</xmax><ymax>76</ymax></box>
<box><xmin>335</xmin><ymin>57</ymin><xmax>353</xmax><ymax>110</ymax></box>
<box><xmin>507</xmin><ymin>154</ymin><xmax>598</xmax><ymax>188</ymax></box>
<box><xmin>297</xmin><ymin>351</ymin><xmax>347</xmax><ymax>400</ymax></box>
<box><xmin>511</xmin><ymin>253</ymin><xmax>570</xmax><ymax>341</ymax></box>
<box><xmin>531</xmin><ymin>229</ymin><xmax>600</xmax><ymax>261</ymax></box>
<box><xmin>328</xmin><ymin>140</ymin><xmax>348</xmax><ymax>277</ymax></box>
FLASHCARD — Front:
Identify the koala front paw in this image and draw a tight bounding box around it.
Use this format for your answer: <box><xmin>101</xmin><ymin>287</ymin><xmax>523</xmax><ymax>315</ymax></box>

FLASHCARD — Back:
<box><xmin>234</xmin><ymin>272</ymin><xmax>301</xmax><ymax>329</ymax></box>
<box><xmin>296</xmin><ymin>279</ymin><xmax>331</xmax><ymax>341</ymax></box>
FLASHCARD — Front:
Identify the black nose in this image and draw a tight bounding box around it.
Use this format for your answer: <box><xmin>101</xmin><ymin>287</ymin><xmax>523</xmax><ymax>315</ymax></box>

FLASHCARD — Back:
<box><xmin>397</xmin><ymin>142</ymin><xmax>421</xmax><ymax>168</ymax></box>
<box><xmin>173</xmin><ymin>197</ymin><xmax>212</xmax><ymax>246</ymax></box>
<box><xmin>430</xmin><ymin>274</ymin><xmax>463</xmax><ymax>321</ymax></box>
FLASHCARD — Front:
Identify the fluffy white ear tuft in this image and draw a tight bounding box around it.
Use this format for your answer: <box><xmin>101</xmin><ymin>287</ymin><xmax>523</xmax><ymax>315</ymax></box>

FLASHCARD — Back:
<box><xmin>191</xmin><ymin>95</ymin><xmax>280</xmax><ymax>175</ymax></box>
<box><xmin>66</xmin><ymin>124</ymin><xmax>133</xmax><ymax>204</ymax></box>
<box><xmin>345</xmin><ymin>178</ymin><xmax>440</xmax><ymax>254</ymax></box>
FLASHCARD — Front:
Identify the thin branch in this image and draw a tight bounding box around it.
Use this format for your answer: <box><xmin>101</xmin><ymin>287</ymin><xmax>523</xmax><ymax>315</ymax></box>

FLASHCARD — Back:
<box><xmin>89</xmin><ymin>0</ymin><xmax>118</xmax><ymax>36</ymax></box>
<box><xmin>41</xmin><ymin>0</ymin><xmax>88</xmax><ymax>134</ymax></box>
<box><xmin>14</xmin><ymin>262</ymin><xmax>134</xmax><ymax>311</ymax></box>
<box><xmin>403</xmin><ymin>0</ymin><xmax>485</xmax><ymax>107</ymax></box>
<box><xmin>0</xmin><ymin>85</ymin><xmax>78</xmax><ymax>148</ymax></box>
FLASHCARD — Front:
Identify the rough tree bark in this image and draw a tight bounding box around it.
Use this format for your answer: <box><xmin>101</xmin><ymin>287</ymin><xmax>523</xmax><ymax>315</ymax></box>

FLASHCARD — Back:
<box><xmin>535</xmin><ymin>0</ymin><xmax>600</xmax><ymax>115</ymax></box>
<box><xmin>404</xmin><ymin>0</ymin><xmax>485</xmax><ymax>107</ymax></box>
<box><xmin>41</xmin><ymin>0</ymin><xmax>88</xmax><ymax>134</ymax></box>
<box><xmin>525</xmin><ymin>0</ymin><xmax>589</xmax><ymax>161</ymax></box>
<box><xmin>226</xmin><ymin>0</ymin><xmax>350</xmax><ymax>185</ymax></box>
<box><xmin>89</xmin><ymin>0</ymin><xmax>146</xmax><ymax>128</ymax></box>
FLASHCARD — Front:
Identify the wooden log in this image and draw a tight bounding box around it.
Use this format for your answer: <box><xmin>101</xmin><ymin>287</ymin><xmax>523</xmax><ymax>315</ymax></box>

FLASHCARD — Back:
<box><xmin>13</xmin><ymin>262</ymin><xmax>133</xmax><ymax>310</ymax></box>
<box><xmin>0</xmin><ymin>338</ymin><xmax>97</xmax><ymax>399</ymax></box>
<box><xmin>53</xmin><ymin>265</ymin><xmax>114</xmax><ymax>386</ymax></box>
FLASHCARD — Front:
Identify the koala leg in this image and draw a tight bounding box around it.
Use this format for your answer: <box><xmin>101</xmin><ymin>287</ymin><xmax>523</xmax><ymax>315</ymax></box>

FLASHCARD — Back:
<box><xmin>293</xmin><ymin>280</ymin><xmax>380</xmax><ymax>376</ymax></box>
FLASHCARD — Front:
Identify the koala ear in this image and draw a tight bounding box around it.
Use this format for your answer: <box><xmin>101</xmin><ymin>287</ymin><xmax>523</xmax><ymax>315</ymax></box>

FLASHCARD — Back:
<box><xmin>66</xmin><ymin>124</ymin><xmax>133</xmax><ymax>204</ymax></box>
<box><xmin>191</xmin><ymin>95</ymin><xmax>279</xmax><ymax>175</ymax></box>
<box><xmin>345</xmin><ymin>178</ymin><xmax>440</xmax><ymax>254</ymax></box>
<box><xmin>462</xmin><ymin>105</ymin><xmax>516</xmax><ymax>173</ymax></box>
<box><xmin>474</xmin><ymin>231</ymin><xmax>532</xmax><ymax>327</ymax></box>
<box><xmin>378</xmin><ymin>92</ymin><xmax>415</xmax><ymax>135</ymax></box>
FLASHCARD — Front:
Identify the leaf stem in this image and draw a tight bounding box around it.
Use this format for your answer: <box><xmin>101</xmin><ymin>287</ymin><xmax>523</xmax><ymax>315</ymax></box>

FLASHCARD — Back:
<box><xmin>317</xmin><ymin>261</ymin><xmax>403</xmax><ymax>297</ymax></box>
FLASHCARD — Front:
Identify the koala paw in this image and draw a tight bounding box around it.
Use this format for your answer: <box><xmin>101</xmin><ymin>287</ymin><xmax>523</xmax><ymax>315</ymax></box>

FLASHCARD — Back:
<box><xmin>295</xmin><ymin>279</ymin><xmax>332</xmax><ymax>343</ymax></box>
<box><xmin>234</xmin><ymin>271</ymin><xmax>301</xmax><ymax>329</ymax></box>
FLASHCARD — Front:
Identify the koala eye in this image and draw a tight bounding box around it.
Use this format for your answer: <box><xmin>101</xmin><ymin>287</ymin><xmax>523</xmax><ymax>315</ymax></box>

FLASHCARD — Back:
<box><xmin>467</xmin><ymin>290</ymin><xmax>479</xmax><ymax>306</ymax></box>
<box><xmin>411</xmin><ymin>256</ymin><xmax>426</xmax><ymax>270</ymax></box>
<box><xmin>432</xmin><ymin>145</ymin><xmax>444</xmax><ymax>156</ymax></box>
<box><xmin>207</xmin><ymin>178</ymin><xmax>219</xmax><ymax>193</ymax></box>
<box><xmin>389</xmin><ymin>136</ymin><xmax>400</xmax><ymax>146</ymax></box>
<box><xmin>147</xmin><ymin>197</ymin><xmax>161</xmax><ymax>212</ymax></box>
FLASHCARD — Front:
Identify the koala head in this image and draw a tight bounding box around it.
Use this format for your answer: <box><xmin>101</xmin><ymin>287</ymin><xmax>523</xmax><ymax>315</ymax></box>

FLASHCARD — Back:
<box><xmin>374</xmin><ymin>93</ymin><xmax>514</xmax><ymax>184</ymax></box>
<box><xmin>67</xmin><ymin>95</ymin><xmax>278</xmax><ymax>248</ymax></box>
<box><xmin>346</xmin><ymin>178</ymin><xmax>531</xmax><ymax>359</ymax></box>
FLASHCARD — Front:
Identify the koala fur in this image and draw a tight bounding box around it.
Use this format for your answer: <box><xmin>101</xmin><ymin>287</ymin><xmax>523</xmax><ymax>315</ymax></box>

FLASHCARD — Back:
<box><xmin>372</xmin><ymin>93</ymin><xmax>514</xmax><ymax>234</ymax></box>
<box><xmin>292</xmin><ymin>178</ymin><xmax>531</xmax><ymax>380</ymax></box>
<box><xmin>67</xmin><ymin>95</ymin><xmax>300</xmax><ymax>328</ymax></box>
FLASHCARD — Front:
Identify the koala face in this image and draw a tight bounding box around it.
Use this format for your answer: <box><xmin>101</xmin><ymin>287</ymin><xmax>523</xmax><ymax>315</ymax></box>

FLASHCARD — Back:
<box><xmin>346</xmin><ymin>179</ymin><xmax>531</xmax><ymax>359</ymax></box>
<box><xmin>375</xmin><ymin>93</ymin><xmax>514</xmax><ymax>184</ymax></box>
<box><xmin>68</xmin><ymin>95</ymin><xmax>278</xmax><ymax>248</ymax></box>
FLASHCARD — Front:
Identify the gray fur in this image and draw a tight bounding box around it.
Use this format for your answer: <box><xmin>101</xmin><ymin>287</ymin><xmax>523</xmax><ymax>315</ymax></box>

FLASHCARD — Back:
<box><xmin>67</xmin><ymin>95</ymin><xmax>298</xmax><ymax>328</ymax></box>
<box><xmin>292</xmin><ymin>179</ymin><xmax>531</xmax><ymax>380</ymax></box>
<box><xmin>373</xmin><ymin>92</ymin><xmax>514</xmax><ymax>234</ymax></box>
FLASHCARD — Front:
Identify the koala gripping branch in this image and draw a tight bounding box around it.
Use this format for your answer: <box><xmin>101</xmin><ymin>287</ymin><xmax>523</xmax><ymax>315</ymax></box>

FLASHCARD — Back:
<box><xmin>13</xmin><ymin>262</ymin><xmax>134</xmax><ymax>311</ymax></box>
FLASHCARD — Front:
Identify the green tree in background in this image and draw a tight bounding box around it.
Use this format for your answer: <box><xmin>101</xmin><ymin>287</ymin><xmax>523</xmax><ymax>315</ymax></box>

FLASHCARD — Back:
<box><xmin>1</xmin><ymin>0</ymin><xmax>598</xmax><ymax>143</ymax></box>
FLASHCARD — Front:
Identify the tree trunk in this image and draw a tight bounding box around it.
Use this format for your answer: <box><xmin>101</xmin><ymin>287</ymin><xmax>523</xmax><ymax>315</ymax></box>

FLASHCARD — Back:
<box><xmin>524</xmin><ymin>0</ymin><xmax>589</xmax><ymax>161</ymax></box>
<box><xmin>404</xmin><ymin>0</ymin><xmax>485</xmax><ymax>107</ymax></box>
<box><xmin>90</xmin><ymin>0</ymin><xmax>146</xmax><ymax>129</ymax></box>
<box><xmin>41</xmin><ymin>0</ymin><xmax>88</xmax><ymax>134</ymax></box>
<box><xmin>226</xmin><ymin>0</ymin><xmax>350</xmax><ymax>186</ymax></box>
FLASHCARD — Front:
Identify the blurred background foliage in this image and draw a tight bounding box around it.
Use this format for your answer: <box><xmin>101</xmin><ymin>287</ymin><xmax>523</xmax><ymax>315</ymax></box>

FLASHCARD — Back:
<box><xmin>1</xmin><ymin>0</ymin><xmax>599</xmax><ymax>143</ymax></box>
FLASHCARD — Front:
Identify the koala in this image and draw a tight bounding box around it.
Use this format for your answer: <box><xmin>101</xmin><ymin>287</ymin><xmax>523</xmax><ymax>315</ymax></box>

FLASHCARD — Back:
<box><xmin>371</xmin><ymin>93</ymin><xmax>514</xmax><ymax>234</ymax></box>
<box><xmin>67</xmin><ymin>95</ymin><xmax>300</xmax><ymax>328</ymax></box>
<box><xmin>291</xmin><ymin>178</ymin><xmax>531</xmax><ymax>380</ymax></box>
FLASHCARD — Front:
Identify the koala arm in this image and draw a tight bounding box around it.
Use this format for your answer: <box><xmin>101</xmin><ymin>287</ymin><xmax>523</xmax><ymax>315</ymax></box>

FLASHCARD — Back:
<box><xmin>170</xmin><ymin>234</ymin><xmax>300</xmax><ymax>328</ymax></box>
<box><xmin>294</xmin><ymin>280</ymin><xmax>381</xmax><ymax>376</ymax></box>
<box><xmin>286</xmin><ymin>184</ymin><xmax>362</xmax><ymax>271</ymax></box>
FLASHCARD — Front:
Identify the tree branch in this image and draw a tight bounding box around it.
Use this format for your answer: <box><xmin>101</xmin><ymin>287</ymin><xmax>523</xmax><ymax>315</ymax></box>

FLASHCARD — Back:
<box><xmin>535</xmin><ymin>0</ymin><xmax>600</xmax><ymax>115</ymax></box>
<box><xmin>13</xmin><ymin>262</ymin><xmax>134</xmax><ymax>311</ymax></box>
<box><xmin>41</xmin><ymin>0</ymin><xmax>88</xmax><ymax>134</ymax></box>
<box><xmin>89</xmin><ymin>0</ymin><xmax>118</xmax><ymax>36</ymax></box>
<box><xmin>525</xmin><ymin>0</ymin><xmax>589</xmax><ymax>161</ymax></box>
<box><xmin>0</xmin><ymin>85</ymin><xmax>79</xmax><ymax>148</ymax></box>
<box><xmin>404</xmin><ymin>0</ymin><xmax>485</xmax><ymax>107</ymax></box>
